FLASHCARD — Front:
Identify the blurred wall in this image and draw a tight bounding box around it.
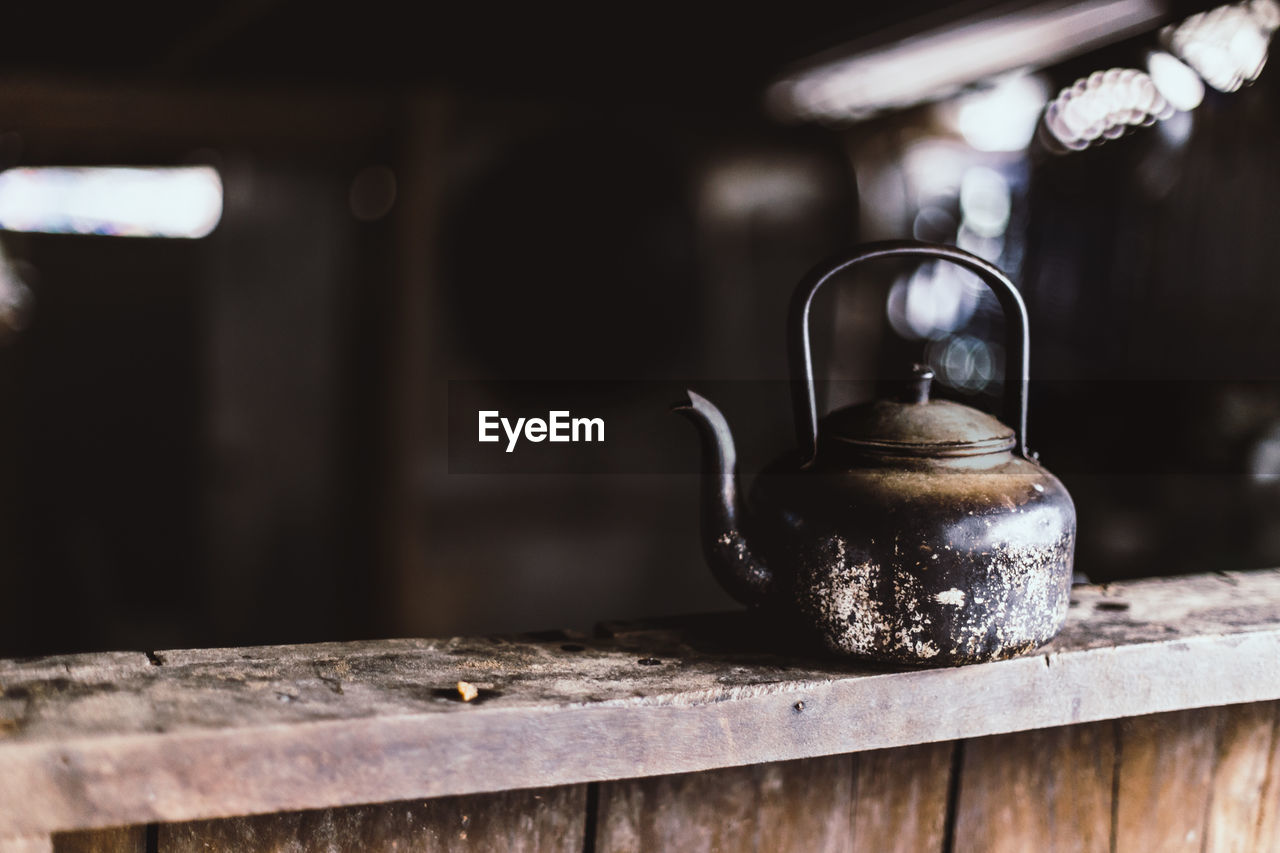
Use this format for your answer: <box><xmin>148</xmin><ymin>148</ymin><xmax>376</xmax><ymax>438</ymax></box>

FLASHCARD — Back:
<box><xmin>2</xmin><ymin>8</ymin><xmax>1278</xmax><ymax>657</ymax></box>
<box><xmin>0</xmin><ymin>81</ymin><xmax>859</xmax><ymax>655</ymax></box>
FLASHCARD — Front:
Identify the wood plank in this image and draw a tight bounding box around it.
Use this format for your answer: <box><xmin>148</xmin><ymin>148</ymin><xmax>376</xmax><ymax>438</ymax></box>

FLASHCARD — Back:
<box><xmin>159</xmin><ymin>785</ymin><xmax>586</xmax><ymax>853</ymax></box>
<box><xmin>1115</xmin><ymin>707</ymin><xmax>1223</xmax><ymax>852</ymax></box>
<box><xmin>596</xmin><ymin>765</ymin><xmax>764</xmax><ymax>853</ymax></box>
<box><xmin>1255</xmin><ymin>700</ymin><xmax>1280</xmax><ymax>853</ymax></box>
<box><xmin>850</xmin><ymin>741</ymin><xmax>953</xmax><ymax>853</ymax></box>
<box><xmin>51</xmin><ymin>827</ymin><xmax>145</xmax><ymax>853</ymax></box>
<box><xmin>1</xmin><ymin>571</ymin><xmax>1280</xmax><ymax>836</ymax></box>
<box><xmin>1205</xmin><ymin>700</ymin><xmax>1280</xmax><ymax>853</ymax></box>
<box><xmin>952</xmin><ymin>721</ymin><xmax>1114</xmax><ymax>853</ymax></box>
<box><xmin>755</xmin><ymin>756</ymin><xmax>854</xmax><ymax>851</ymax></box>
<box><xmin>0</xmin><ymin>838</ymin><xmax>51</xmax><ymax>853</ymax></box>
<box><xmin>595</xmin><ymin>755</ymin><xmax>853</xmax><ymax>852</ymax></box>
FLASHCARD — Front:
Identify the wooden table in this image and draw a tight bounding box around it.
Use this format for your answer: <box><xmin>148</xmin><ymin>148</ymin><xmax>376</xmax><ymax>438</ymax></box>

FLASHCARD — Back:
<box><xmin>3</xmin><ymin>570</ymin><xmax>1280</xmax><ymax>852</ymax></box>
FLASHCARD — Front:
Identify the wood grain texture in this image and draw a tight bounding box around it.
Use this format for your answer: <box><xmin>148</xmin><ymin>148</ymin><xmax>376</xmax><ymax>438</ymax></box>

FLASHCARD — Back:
<box><xmin>1</xmin><ymin>570</ymin><xmax>1280</xmax><ymax>836</ymax></box>
<box><xmin>595</xmin><ymin>755</ymin><xmax>853</xmax><ymax>852</ymax></box>
<box><xmin>1205</xmin><ymin>700</ymin><xmax>1280</xmax><ymax>853</ymax></box>
<box><xmin>1115</xmin><ymin>707</ymin><xmax>1223</xmax><ymax>852</ymax></box>
<box><xmin>1255</xmin><ymin>700</ymin><xmax>1280</xmax><ymax>853</ymax></box>
<box><xmin>159</xmin><ymin>785</ymin><xmax>585</xmax><ymax>853</ymax></box>
<box><xmin>952</xmin><ymin>721</ymin><xmax>1114</xmax><ymax>853</ymax></box>
<box><xmin>754</xmin><ymin>757</ymin><xmax>855</xmax><ymax>852</ymax></box>
<box><xmin>850</xmin><ymin>741</ymin><xmax>953</xmax><ymax>852</ymax></box>
<box><xmin>51</xmin><ymin>827</ymin><xmax>145</xmax><ymax>853</ymax></box>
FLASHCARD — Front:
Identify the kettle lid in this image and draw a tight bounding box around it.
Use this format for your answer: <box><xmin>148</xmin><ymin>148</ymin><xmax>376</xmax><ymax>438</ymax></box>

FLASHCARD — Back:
<box><xmin>822</xmin><ymin>365</ymin><xmax>1015</xmax><ymax>457</ymax></box>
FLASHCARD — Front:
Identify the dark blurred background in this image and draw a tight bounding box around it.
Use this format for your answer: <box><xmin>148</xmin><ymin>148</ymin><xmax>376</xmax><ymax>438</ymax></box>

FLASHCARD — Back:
<box><xmin>1</xmin><ymin>0</ymin><xmax>1279</xmax><ymax>656</ymax></box>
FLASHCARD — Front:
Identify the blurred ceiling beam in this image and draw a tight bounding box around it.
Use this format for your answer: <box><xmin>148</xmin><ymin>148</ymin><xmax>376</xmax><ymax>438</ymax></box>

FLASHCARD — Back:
<box><xmin>0</xmin><ymin>76</ymin><xmax>400</xmax><ymax>163</ymax></box>
<box><xmin>769</xmin><ymin>0</ymin><xmax>1173</xmax><ymax>120</ymax></box>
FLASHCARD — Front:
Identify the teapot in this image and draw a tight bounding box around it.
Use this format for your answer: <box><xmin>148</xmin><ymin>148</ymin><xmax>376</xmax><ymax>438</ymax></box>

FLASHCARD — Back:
<box><xmin>676</xmin><ymin>241</ymin><xmax>1076</xmax><ymax>666</ymax></box>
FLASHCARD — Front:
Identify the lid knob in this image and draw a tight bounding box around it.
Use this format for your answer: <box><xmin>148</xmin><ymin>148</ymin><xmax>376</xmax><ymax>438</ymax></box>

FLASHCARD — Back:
<box><xmin>902</xmin><ymin>363</ymin><xmax>934</xmax><ymax>404</ymax></box>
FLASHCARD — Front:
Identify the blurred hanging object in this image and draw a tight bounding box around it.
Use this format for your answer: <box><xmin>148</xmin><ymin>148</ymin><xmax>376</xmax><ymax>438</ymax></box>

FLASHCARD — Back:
<box><xmin>764</xmin><ymin>0</ymin><xmax>1275</xmax><ymax>159</ymax></box>
<box><xmin>1039</xmin><ymin>68</ymin><xmax>1173</xmax><ymax>152</ymax></box>
<box><xmin>1146</xmin><ymin>50</ymin><xmax>1207</xmax><ymax>110</ymax></box>
<box><xmin>1039</xmin><ymin>0</ymin><xmax>1278</xmax><ymax>152</ymax></box>
<box><xmin>942</xmin><ymin>73</ymin><xmax>1053</xmax><ymax>153</ymax></box>
<box><xmin>1162</xmin><ymin>0</ymin><xmax>1278</xmax><ymax>92</ymax></box>
<box><xmin>765</xmin><ymin>0</ymin><xmax>1167</xmax><ymax>122</ymax></box>
<box><xmin>0</xmin><ymin>242</ymin><xmax>33</xmax><ymax>341</ymax></box>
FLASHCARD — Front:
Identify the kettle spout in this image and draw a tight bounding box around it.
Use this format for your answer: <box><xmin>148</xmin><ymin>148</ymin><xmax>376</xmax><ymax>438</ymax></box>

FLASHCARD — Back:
<box><xmin>673</xmin><ymin>390</ymin><xmax>774</xmax><ymax>606</ymax></box>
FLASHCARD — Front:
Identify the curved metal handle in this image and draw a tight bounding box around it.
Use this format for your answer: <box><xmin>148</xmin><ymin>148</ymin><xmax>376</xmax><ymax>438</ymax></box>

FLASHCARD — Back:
<box><xmin>788</xmin><ymin>240</ymin><xmax>1031</xmax><ymax>467</ymax></box>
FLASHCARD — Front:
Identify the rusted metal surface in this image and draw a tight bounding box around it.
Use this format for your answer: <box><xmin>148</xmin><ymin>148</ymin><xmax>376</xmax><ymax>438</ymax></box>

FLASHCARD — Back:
<box><xmin>760</xmin><ymin>456</ymin><xmax>1074</xmax><ymax>665</ymax></box>
<box><xmin>677</xmin><ymin>241</ymin><xmax>1076</xmax><ymax>666</ymax></box>
<box><xmin>821</xmin><ymin>391</ymin><xmax>1014</xmax><ymax>454</ymax></box>
<box><xmin>786</xmin><ymin>242</ymin><xmax>1033</xmax><ymax>463</ymax></box>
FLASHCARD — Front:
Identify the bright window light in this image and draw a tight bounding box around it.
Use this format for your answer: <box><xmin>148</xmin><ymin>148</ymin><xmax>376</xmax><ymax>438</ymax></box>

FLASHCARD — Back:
<box><xmin>0</xmin><ymin>166</ymin><xmax>223</xmax><ymax>238</ymax></box>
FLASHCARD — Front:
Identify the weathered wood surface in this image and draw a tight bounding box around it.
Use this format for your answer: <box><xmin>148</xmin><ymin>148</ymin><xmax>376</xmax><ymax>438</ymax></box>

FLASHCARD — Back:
<box><xmin>160</xmin><ymin>785</ymin><xmax>585</xmax><ymax>853</ymax></box>
<box><xmin>2</xmin><ymin>570</ymin><xmax>1280</xmax><ymax>837</ymax></box>
<box><xmin>953</xmin><ymin>721</ymin><xmax>1115</xmax><ymax>852</ymax></box>
<box><xmin>152</xmin><ymin>701</ymin><xmax>1280</xmax><ymax>852</ymax></box>
<box><xmin>1116</xmin><ymin>708</ymin><xmax>1222</xmax><ymax>851</ymax></box>
<box><xmin>1256</xmin><ymin>702</ymin><xmax>1280</xmax><ymax>853</ymax></box>
<box><xmin>1113</xmin><ymin>702</ymin><xmax>1280</xmax><ymax>853</ymax></box>
<box><xmin>27</xmin><ymin>701</ymin><xmax>1279</xmax><ymax>852</ymax></box>
<box><xmin>948</xmin><ymin>703</ymin><xmax>1280</xmax><ymax>853</ymax></box>
<box><xmin>1204</xmin><ymin>701</ymin><xmax>1280</xmax><ymax>853</ymax></box>
<box><xmin>595</xmin><ymin>755</ymin><xmax>854</xmax><ymax>852</ymax></box>
<box><xmin>849</xmin><ymin>741</ymin><xmax>954</xmax><ymax>852</ymax></box>
<box><xmin>51</xmin><ymin>827</ymin><xmax>145</xmax><ymax>853</ymax></box>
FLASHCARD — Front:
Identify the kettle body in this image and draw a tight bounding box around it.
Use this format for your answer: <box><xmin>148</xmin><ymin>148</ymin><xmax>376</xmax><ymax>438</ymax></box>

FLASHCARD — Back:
<box><xmin>677</xmin><ymin>241</ymin><xmax>1076</xmax><ymax>666</ymax></box>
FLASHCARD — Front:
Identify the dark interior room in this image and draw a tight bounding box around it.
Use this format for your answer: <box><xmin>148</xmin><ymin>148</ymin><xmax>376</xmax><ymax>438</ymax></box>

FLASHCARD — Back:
<box><xmin>2</xmin><ymin>2</ymin><xmax>1280</xmax><ymax>851</ymax></box>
